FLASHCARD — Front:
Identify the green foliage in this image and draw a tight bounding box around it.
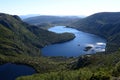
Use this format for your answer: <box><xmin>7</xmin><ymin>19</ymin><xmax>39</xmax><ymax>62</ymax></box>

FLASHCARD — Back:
<box><xmin>27</xmin><ymin>25</ymin><xmax>75</xmax><ymax>46</ymax></box>
<box><xmin>0</xmin><ymin>54</ymin><xmax>76</xmax><ymax>73</ymax></box>
<box><xmin>16</xmin><ymin>68</ymin><xmax>93</xmax><ymax>80</ymax></box>
<box><xmin>17</xmin><ymin>50</ymin><xmax>120</xmax><ymax>80</ymax></box>
<box><xmin>71</xmin><ymin>50</ymin><xmax>120</xmax><ymax>71</ymax></box>
<box><xmin>112</xmin><ymin>62</ymin><xmax>120</xmax><ymax>77</ymax></box>
<box><xmin>90</xmin><ymin>74</ymin><xmax>110</xmax><ymax>80</ymax></box>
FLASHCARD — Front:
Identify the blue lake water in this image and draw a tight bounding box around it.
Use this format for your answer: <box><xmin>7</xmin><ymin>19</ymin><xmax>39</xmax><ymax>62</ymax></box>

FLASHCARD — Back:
<box><xmin>42</xmin><ymin>26</ymin><xmax>106</xmax><ymax>57</ymax></box>
<box><xmin>0</xmin><ymin>63</ymin><xmax>36</xmax><ymax>80</ymax></box>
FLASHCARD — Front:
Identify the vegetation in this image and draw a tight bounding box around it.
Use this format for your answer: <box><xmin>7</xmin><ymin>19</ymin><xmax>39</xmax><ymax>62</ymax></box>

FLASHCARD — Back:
<box><xmin>16</xmin><ymin>50</ymin><xmax>120</xmax><ymax>80</ymax></box>
<box><xmin>37</xmin><ymin>23</ymin><xmax>53</xmax><ymax>30</ymax></box>
<box><xmin>0</xmin><ymin>53</ymin><xmax>77</xmax><ymax>73</ymax></box>
<box><xmin>16</xmin><ymin>68</ymin><xmax>93</xmax><ymax>80</ymax></box>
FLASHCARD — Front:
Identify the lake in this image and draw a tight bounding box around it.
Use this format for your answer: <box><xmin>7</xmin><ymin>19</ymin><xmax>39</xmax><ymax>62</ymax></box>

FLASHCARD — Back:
<box><xmin>0</xmin><ymin>63</ymin><xmax>36</xmax><ymax>80</ymax></box>
<box><xmin>42</xmin><ymin>26</ymin><xmax>106</xmax><ymax>57</ymax></box>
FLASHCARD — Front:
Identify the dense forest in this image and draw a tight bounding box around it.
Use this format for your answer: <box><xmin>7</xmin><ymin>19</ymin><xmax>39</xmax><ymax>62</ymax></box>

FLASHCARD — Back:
<box><xmin>1</xmin><ymin>12</ymin><xmax>120</xmax><ymax>80</ymax></box>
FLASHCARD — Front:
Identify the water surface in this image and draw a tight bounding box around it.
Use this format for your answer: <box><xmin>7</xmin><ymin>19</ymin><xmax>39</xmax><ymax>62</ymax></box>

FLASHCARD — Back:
<box><xmin>42</xmin><ymin>26</ymin><xmax>106</xmax><ymax>57</ymax></box>
<box><xmin>0</xmin><ymin>63</ymin><xmax>36</xmax><ymax>80</ymax></box>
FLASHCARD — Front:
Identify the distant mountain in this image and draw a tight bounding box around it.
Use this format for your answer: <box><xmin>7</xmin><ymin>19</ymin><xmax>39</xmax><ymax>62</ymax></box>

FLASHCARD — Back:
<box><xmin>23</xmin><ymin>15</ymin><xmax>80</xmax><ymax>26</ymax></box>
<box><xmin>72</xmin><ymin>12</ymin><xmax>120</xmax><ymax>52</ymax></box>
<box><xmin>19</xmin><ymin>14</ymin><xmax>40</xmax><ymax>19</ymax></box>
<box><xmin>0</xmin><ymin>13</ymin><xmax>75</xmax><ymax>56</ymax></box>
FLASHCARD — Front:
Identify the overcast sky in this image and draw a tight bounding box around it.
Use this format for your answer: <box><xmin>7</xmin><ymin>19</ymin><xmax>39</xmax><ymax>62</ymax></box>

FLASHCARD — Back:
<box><xmin>0</xmin><ymin>0</ymin><xmax>120</xmax><ymax>16</ymax></box>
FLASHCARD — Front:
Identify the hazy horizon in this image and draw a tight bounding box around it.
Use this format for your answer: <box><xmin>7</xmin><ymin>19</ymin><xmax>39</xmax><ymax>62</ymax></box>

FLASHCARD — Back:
<box><xmin>0</xmin><ymin>0</ymin><xmax>120</xmax><ymax>16</ymax></box>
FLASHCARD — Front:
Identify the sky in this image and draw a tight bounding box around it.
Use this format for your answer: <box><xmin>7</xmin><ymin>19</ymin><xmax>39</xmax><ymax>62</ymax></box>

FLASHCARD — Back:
<box><xmin>0</xmin><ymin>0</ymin><xmax>120</xmax><ymax>16</ymax></box>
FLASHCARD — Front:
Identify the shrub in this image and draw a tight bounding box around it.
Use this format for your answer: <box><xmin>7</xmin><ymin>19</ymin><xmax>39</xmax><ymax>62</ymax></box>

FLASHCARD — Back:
<box><xmin>112</xmin><ymin>61</ymin><xmax>120</xmax><ymax>77</ymax></box>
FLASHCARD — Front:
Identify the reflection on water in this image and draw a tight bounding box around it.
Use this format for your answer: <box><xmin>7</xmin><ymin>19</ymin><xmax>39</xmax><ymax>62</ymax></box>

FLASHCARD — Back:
<box><xmin>85</xmin><ymin>42</ymin><xmax>106</xmax><ymax>54</ymax></box>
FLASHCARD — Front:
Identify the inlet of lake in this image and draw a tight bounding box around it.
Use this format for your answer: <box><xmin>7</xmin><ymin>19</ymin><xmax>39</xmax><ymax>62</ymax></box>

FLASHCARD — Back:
<box><xmin>42</xmin><ymin>26</ymin><xmax>106</xmax><ymax>57</ymax></box>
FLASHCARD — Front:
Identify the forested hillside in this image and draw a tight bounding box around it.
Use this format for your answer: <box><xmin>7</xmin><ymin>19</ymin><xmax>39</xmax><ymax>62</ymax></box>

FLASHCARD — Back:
<box><xmin>0</xmin><ymin>13</ymin><xmax>75</xmax><ymax>56</ymax></box>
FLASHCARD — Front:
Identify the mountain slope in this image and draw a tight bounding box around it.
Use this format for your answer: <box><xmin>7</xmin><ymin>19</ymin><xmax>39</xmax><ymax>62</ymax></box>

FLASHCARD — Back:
<box><xmin>0</xmin><ymin>13</ymin><xmax>40</xmax><ymax>56</ymax></box>
<box><xmin>0</xmin><ymin>13</ymin><xmax>75</xmax><ymax>56</ymax></box>
<box><xmin>72</xmin><ymin>12</ymin><xmax>120</xmax><ymax>52</ymax></box>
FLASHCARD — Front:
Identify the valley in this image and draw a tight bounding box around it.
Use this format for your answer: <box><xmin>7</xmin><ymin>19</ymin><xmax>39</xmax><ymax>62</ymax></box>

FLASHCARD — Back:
<box><xmin>0</xmin><ymin>12</ymin><xmax>120</xmax><ymax>80</ymax></box>
<box><xmin>42</xmin><ymin>26</ymin><xmax>106</xmax><ymax>57</ymax></box>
